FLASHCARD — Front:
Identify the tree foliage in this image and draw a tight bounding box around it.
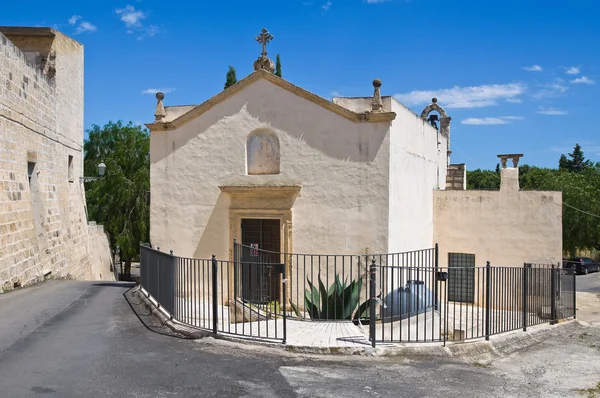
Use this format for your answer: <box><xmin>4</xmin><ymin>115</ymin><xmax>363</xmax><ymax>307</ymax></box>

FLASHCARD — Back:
<box><xmin>559</xmin><ymin>143</ymin><xmax>592</xmax><ymax>172</ymax></box>
<box><xmin>84</xmin><ymin>121</ymin><xmax>150</xmax><ymax>274</ymax></box>
<box><xmin>466</xmin><ymin>166</ymin><xmax>500</xmax><ymax>190</ymax></box>
<box><xmin>466</xmin><ymin>144</ymin><xmax>600</xmax><ymax>256</ymax></box>
<box><xmin>224</xmin><ymin>65</ymin><xmax>238</xmax><ymax>90</ymax></box>
<box><xmin>275</xmin><ymin>54</ymin><xmax>282</xmax><ymax>78</ymax></box>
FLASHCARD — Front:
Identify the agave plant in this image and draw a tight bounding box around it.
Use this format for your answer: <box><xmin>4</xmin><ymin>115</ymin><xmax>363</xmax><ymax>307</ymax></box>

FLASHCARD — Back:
<box><xmin>289</xmin><ymin>274</ymin><xmax>368</xmax><ymax>320</ymax></box>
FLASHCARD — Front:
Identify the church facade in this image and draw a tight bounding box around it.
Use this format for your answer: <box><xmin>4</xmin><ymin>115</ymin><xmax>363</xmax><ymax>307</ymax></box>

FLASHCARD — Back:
<box><xmin>146</xmin><ymin>29</ymin><xmax>562</xmax><ymax>270</ymax></box>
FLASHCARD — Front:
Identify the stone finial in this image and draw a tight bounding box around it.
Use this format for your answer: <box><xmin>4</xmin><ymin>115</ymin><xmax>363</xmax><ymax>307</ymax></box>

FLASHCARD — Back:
<box><xmin>371</xmin><ymin>78</ymin><xmax>383</xmax><ymax>113</ymax></box>
<box><xmin>154</xmin><ymin>92</ymin><xmax>166</xmax><ymax>122</ymax></box>
<box><xmin>497</xmin><ymin>154</ymin><xmax>524</xmax><ymax>168</ymax></box>
<box><xmin>432</xmin><ymin>97</ymin><xmax>438</xmax><ymax>103</ymax></box>
<box><xmin>253</xmin><ymin>57</ymin><xmax>275</xmax><ymax>73</ymax></box>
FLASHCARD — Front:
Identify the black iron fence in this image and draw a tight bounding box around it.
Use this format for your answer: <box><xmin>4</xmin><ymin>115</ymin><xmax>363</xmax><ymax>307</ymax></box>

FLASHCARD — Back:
<box><xmin>140</xmin><ymin>244</ymin><xmax>287</xmax><ymax>342</ymax></box>
<box><xmin>139</xmin><ymin>243</ymin><xmax>576</xmax><ymax>347</ymax></box>
<box><xmin>368</xmin><ymin>261</ymin><xmax>575</xmax><ymax>346</ymax></box>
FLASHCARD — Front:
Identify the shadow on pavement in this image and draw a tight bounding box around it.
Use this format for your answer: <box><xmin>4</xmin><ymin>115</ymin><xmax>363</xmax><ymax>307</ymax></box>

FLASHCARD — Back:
<box><xmin>122</xmin><ymin>287</ymin><xmax>194</xmax><ymax>340</ymax></box>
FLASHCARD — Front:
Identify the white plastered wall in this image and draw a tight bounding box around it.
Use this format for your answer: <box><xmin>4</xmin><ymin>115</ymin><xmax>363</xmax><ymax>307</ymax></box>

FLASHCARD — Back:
<box><xmin>387</xmin><ymin>99</ymin><xmax>447</xmax><ymax>254</ymax></box>
<box><xmin>150</xmin><ymin>78</ymin><xmax>393</xmax><ymax>260</ymax></box>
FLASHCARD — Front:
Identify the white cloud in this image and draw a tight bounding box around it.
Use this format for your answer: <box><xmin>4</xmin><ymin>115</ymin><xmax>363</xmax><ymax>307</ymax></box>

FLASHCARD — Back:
<box><xmin>116</xmin><ymin>5</ymin><xmax>146</xmax><ymax>28</ymax></box>
<box><xmin>531</xmin><ymin>79</ymin><xmax>568</xmax><ymax>99</ymax></box>
<box><xmin>136</xmin><ymin>25</ymin><xmax>162</xmax><ymax>41</ymax></box>
<box><xmin>395</xmin><ymin>83</ymin><xmax>526</xmax><ymax>109</ymax></box>
<box><xmin>141</xmin><ymin>88</ymin><xmax>175</xmax><ymax>94</ymax></box>
<box><xmin>68</xmin><ymin>15</ymin><xmax>82</xmax><ymax>25</ymax></box>
<box><xmin>571</xmin><ymin>76</ymin><xmax>595</xmax><ymax>85</ymax></box>
<box><xmin>506</xmin><ymin>98</ymin><xmax>523</xmax><ymax>103</ymax></box>
<box><xmin>365</xmin><ymin>0</ymin><xmax>391</xmax><ymax>3</ymax></box>
<box><xmin>461</xmin><ymin>116</ymin><xmax>524</xmax><ymax>125</ymax></box>
<box><xmin>322</xmin><ymin>1</ymin><xmax>332</xmax><ymax>10</ymax></box>
<box><xmin>538</xmin><ymin>106</ymin><xmax>568</xmax><ymax>115</ymax></box>
<box><xmin>74</xmin><ymin>21</ymin><xmax>97</xmax><ymax>34</ymax></box>
<box><xmin>523</xmin><ymin>65</ymin><xmax>543</xmax><ymax>72</ymax></box>
<box><xmin>565</xmin><ymin>66</ymin><xmax>581</xmax><ymax>75</ymax></box>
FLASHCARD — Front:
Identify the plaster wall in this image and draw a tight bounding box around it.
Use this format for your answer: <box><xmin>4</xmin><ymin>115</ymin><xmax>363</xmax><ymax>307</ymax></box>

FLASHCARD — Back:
<box><xmin>0</xmin><ymin>29</ymin><xmax>112</xmax><ymax>290</ymax></box>
<box><xmin>332</xmin><ymin>97</ymin><xmax>392</xmax><ymax>114</ymax></box>
<box><xmin>387</xmin><ymin>99</ymin><xmax>447</xmax><ymax>254</ymax></box>
<box><xmin>433</xmin><ymin>171</ymin><xmax>562</xmax><ymax>267</ymax></box>
<box><xmin>150</xmin><ymin>78</ymin><xmax>392</xmax><ymax>260</ymax></box>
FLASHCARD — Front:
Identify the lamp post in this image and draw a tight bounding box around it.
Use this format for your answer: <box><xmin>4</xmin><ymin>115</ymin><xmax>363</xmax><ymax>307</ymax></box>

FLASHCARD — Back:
<box><xmin>80</xmin><ymin>162</ymin><xmax>106</xmax><ymax>183</ymax></box>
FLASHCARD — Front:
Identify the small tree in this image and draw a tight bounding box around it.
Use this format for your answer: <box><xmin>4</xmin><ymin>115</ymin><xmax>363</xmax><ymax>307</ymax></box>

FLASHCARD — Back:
<box><xmin>275</xmin><ymin>54</ymin><xmax>282</xmax><ymax>78</ymax></box>
<box><xmin>560</xmin><ymin>143</ymin><xmax>592</xmax><ymax>172</ymax></box>
<box><xmin>224</xmin><ymin>66</ymin><xmax>237</xmax><ymax>90</ymax></box>
<box><xmin>84</xmin><ymin>121</ymin><xmax>150</xmax><ymax>280</ymax></box>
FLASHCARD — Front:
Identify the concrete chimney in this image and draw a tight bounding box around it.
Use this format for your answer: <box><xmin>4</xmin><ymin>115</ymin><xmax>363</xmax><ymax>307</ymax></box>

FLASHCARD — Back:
<box><xmin>497</xmin><ymin>154</ymin><xmax>523</xmax><ymax>192</ymax></box>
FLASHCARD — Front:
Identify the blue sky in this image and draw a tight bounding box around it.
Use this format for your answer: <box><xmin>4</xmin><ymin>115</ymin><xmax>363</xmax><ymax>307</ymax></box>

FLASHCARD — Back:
<box><xmin>3</xmin><ymin>0</ymin><xmax>599</xmax><ymax>169</ymax></box>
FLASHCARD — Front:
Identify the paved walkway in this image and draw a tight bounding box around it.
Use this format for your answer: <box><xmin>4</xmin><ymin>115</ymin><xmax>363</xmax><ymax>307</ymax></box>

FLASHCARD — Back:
<box><xmin>171</xmin><ymin>294</ymin><xmax>558</xmax><ymax>350</ymax></box>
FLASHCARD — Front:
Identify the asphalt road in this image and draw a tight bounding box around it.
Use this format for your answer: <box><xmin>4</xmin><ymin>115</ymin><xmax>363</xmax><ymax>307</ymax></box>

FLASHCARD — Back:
<box><xmin>577</xmin><ymin>271</ymin><xmax>600</xmax><ymax>293</ymax></box>
<box><xmin>0</xmin><ymin>280</ymin><xmax>599</xmax><ymax>397</ymax></box>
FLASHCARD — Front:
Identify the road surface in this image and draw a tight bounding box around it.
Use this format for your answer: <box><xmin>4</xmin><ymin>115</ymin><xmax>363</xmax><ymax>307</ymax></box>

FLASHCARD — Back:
<box><xmin>0</xmin><ymin>280</ymin><xmax>599</xmax><ymax>397</ymax></box>
<box><xmin>577</xmin><ymin>271</ymin><xmax>600</xmax><ymax>293</ymax></box>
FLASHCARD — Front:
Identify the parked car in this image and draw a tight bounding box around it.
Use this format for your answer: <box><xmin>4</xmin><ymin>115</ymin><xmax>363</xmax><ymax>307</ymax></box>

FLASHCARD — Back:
<box><xmin>563</xmin><ymin>257</ymin><xmax>600</xmax><ymax>275</ymax></box>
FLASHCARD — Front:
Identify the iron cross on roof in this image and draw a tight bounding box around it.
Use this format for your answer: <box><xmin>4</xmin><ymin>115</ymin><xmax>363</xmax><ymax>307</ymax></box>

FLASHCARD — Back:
<box><xmin>255</xmin><ymin>28</ymin><xmax>273</xmax><ymax>58</ymax></box>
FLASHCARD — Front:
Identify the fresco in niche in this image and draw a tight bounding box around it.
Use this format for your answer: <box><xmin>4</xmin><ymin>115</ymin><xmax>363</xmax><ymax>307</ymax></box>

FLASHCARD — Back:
<box><xmin>247</xmin><ymin>130</ymin><xmax>280</xmax><ymax>175</ymax></box>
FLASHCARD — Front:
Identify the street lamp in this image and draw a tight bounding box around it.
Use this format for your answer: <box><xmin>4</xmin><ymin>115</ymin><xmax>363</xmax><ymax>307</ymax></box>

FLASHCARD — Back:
<box><xmin>80</xmin><ymin>162</ymin><xmax>107</xmax><ymax>183</ymax></box>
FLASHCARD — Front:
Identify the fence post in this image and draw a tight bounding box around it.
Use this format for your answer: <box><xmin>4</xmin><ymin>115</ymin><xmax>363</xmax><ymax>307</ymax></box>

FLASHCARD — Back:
<box><xmin>485</xmin><ymin>261</ymin><xmax>491</xmax><ymax>341</ymax></box>
<box><xmin>369</xmin><ymin>258</ymin><xmax>377</xmax><ymax>348</ymax></box>
<box><xmin>573</xmin><ymin>264</ymin><xmax>577</xmax><ymax>319</ymax></box>
<box><xmin>282</xmin><ymin>263</ymin><xmax>287</xmax><ymax>344</ymax></box>
<box><xmin>523</xmin><ymin>263</ymin><xmax>529</xmax><ymax>331</ymax></box>
<box><xmin>550</xmin><ymin>265</ymin><xmax>557</xmax><ymax>324</ymax></box>
<box><xmin>212</xmin><ymin>254</ymin><xmax>218</xmax><ymax>336</ymax></box>
<box><xmin>233</xmin><ymin>239</ymin><xmax>238</xmax><ymax>300</ymax></box>
<box><xmin>170</xmin><ymin>250</ymin><xmax>174</xmax><ymax>320</ymax></box>
<box><xmin>434</xmin><ymin>243</ymin><xmax>439</xmax><ymax>311</ymax></box>
<box><xmin>156</xmin><ymin>247</ymin><xmax>160</xmax><ymax>309</ymax></box>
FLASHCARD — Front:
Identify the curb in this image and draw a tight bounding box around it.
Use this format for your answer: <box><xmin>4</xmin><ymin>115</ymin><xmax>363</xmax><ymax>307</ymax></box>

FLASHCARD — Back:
<box><xmin>135</xmin><ymin>287</ymin><xmax>582</xmax><ymax>358</ymax></box>
<box><xmin>135</xmin><ymin>287</ymin><xmax>212</xmax><ymax>340</ymax></box>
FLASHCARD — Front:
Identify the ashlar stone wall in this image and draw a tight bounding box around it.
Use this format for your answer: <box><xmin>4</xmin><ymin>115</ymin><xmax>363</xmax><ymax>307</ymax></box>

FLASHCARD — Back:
<box><xmin>0</xmin><ymin>28</ymin><xmax>113</xmax><ymax>291</ymax></box>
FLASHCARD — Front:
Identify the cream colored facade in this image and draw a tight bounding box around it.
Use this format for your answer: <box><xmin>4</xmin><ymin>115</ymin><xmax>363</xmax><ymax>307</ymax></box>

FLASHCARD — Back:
<box><xmin>147</xmin><ymin>63</ymin><xmax>561</xmax><ymax>276</ymax></box>
<box><xmin>434</xmin><ymin>166</ymin><xmax>563</xmax><ymax>267</ymax></box>
<box><xmin>148</xmin><ymin>71</ymin><xmax>447</xmax><ymax>260</ymax></box>
<box><xmin>0</xmin><ymin>27</ymin><xmax>113</xmax><ymax>291</ymax></box>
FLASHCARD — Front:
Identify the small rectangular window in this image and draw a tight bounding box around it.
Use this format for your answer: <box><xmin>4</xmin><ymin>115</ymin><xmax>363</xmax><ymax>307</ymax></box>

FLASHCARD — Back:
<box><xmin>28</xmin><ymin>161</ymin><xmax>36</xmax><ymax>185</ymax></box>
<box><xmin>448</xmin><ymin>253</ymin><xmax>476</xmax><ymax>303</ymax></box>
<box><xmin>68</xmin><ymin>155</ymin><xmax>74</xmax><ymax>182</ymax></box>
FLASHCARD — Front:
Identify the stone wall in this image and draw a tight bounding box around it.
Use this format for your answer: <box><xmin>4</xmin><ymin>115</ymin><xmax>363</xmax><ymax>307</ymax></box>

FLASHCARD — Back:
<box><xmin>0</xmin><ymin>27</ymin><xmax>112</xmax><ymax>291</ymax></box>
<box><xmin>446</xmin><ymin>163</ymin><xmax>466</xmax><ymax>190</ymax></box>
<box><xmin>87</xmin><ymin>223</ymin><xmax>114</xmax><ymax>281</ymax></box>
<box><xmin>434</xmin><ymin>167</ymin><xmax>562</xmax><ymax>267</ymax></box>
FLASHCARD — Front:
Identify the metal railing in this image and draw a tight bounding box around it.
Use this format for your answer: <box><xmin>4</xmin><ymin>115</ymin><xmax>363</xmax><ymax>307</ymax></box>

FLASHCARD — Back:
<box><xmin>139</xmin><ymin>244</ymin><xmax>576</xmax><ymax>347</ymax></box>
<box><xmin>140</xmin><ymin>244</ymin><xmax>287</xmax><ymax>342</ymax></box>
<box><xmin>368</xmin><ymin>262</ymin><xmax>576</xmax><ymax>346</ymax></box>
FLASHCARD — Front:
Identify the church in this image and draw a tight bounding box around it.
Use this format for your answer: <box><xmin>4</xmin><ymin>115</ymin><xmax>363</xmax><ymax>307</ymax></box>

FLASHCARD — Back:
<box><xmin>146</xmin><ymin>29</ymin><xmax>562</xmax><ymax>271</ymax></box>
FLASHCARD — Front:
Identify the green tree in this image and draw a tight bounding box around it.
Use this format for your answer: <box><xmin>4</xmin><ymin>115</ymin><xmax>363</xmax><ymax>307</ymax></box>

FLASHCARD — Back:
<box><xmin>275</xmin><ymin>54</ymin><xmax>282</xmax><ymax>78</ymax></box>
<box><xmin>84</xmin><ymin>121</ymin><xmax>150</xmax><ymax>279</ymax></box>
<box><xmin>559</xmin><ymin>143</ymin><xmax>592</xmax><ymax>172</ymax></box>
<box><xmin>558</xmin><ymin>154</ymin><xmax>570</xmax><ymax>171</ymax></box>
<box><xmin>224</xmin><ymin>65</ymin><xmax>237</xmax><ymax>90</ymax></box>
<box><xmin>466</xmin><ymin>152</ymin><xmax>600</xmax><ymax>256</ymax></box>
<box><xmin>466</xmin><ymin>169</ymin><xmax>500</xmax><ymax>190</ymax></box>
